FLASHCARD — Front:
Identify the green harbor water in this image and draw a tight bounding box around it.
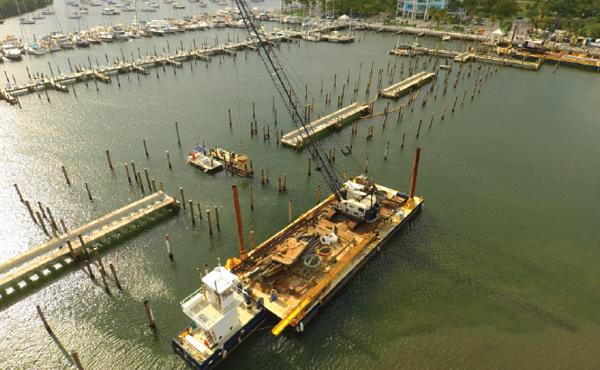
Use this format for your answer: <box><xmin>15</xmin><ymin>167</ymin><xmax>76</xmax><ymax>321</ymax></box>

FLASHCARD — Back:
<box><xmin>2</xmin><ymin>10</ymin><xmax>600</xmax><ymax>370</ymax></box>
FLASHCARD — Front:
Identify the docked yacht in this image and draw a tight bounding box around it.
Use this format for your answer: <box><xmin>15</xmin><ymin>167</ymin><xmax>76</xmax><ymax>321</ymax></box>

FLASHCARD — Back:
<box><xmin>2</xmin><ymin>44</ymin><xmax>23</xmax><ymax>60</ymax></box>
<box><xmin>25</xmin><ymin>43</ymin><xmax>46</xmax><ymax>55</ymax></box>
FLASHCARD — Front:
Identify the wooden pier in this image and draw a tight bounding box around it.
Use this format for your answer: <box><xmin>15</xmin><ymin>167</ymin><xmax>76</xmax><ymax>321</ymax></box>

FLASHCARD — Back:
<box><xmin>379</xmin><ymin>71</ymin><xmax>436</xmax><ymax>99</ymax></box>
<box><xmin>0</xmin><ymin>191</ymin><xmax>179</xmax><ymax>301</ymax></box>
<box><xmin>390</xmin><ymin>46</ymin><xmax>543</xmax><ymax>71</ymax></box>
<box><xmin>280</xmin><ymin>102</ymin><xmax>371</xmax><ymax>149</ymax></box>
<box><xmin>0</xmin><ymin>35</ymin><xmax>297</xmax><ymax>105</ymax></box>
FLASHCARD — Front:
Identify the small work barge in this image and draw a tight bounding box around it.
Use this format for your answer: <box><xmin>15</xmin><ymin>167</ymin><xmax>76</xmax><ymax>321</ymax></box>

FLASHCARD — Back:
<box><xmin>211</xmin><ymin>148</ymin><xmax>254</xmax><ymax>178</ymax></box>
<box><xmin>187</xmin><ymin>146</ymin><xmax>224</xmax><ymax>173</ymax></box>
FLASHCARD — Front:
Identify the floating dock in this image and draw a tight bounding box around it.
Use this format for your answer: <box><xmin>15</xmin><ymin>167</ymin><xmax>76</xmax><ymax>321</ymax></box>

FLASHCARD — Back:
<box><xmin>187</xmin><ymin>145</ymin><xmax>224</xmax><ymax>173</ymax></box>
<box><xmin>379</xmin><ymin>71</ymin><xmax>436</xmax><ymax>99</ymax></box>
<box><xmin>280</xmin><ymin>102</ymin><xmax>371</xmax><ymax>149</ymax></box>
<box><xmin>0</xmin><ymin>191</ymin><xmax>179</xmax><ymax>301</ymax></box>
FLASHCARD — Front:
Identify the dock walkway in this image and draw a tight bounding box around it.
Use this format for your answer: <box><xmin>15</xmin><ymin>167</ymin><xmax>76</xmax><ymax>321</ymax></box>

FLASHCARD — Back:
<box><xmin>280</xmin><ymin>102</ymin><xmax>371</xmax><ymax>149</ymax></box>
<box><xmin>0</xmin><ymin>192</ymin><xmax>179</xmax><ymax>300</ymax></box>
<box><xmin>390</xmin><ymin>46</ymin><xmax>542</xmax><ymax>71</ymax></box>
<box><xmin>0</xmin><ymin>35</ymin><xmax>298</xmax><ymax>105</ymax></box>
<box><xmin>379</xmin><ymin>71</ymin><xmax>436</xmax><ymax>99</ymax></box>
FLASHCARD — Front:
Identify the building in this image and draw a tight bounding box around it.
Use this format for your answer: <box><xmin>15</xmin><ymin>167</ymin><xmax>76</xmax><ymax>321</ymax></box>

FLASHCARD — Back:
<box><xmin>397</xmin><ymin>0</ymin><xmax>449</xmax><ymax>20</ymax></box>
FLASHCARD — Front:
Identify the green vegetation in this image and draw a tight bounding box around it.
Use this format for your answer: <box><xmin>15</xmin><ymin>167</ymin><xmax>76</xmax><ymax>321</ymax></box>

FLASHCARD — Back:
<box><xmin>524</xmin><ymin>0</ymin><xmax>600</xmax><ymax>38</ymax></box>
<box><xmin>0</xmin><ymin>0</ymin><xmax>52</xmax><ymax>19</ymax></box>
<box><xmin>287</xmin><ymin>0</ymin><xmax>600</xmax><ymax>37</ymax></box>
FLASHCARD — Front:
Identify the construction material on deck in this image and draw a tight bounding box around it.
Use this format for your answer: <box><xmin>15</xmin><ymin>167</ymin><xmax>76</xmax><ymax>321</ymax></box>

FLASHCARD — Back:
<box><xmin>379</xmin><ymin>71</ymin><xmax>436</xmax><ymax>99</ymax></box>
<box><xmin>0</xmin><ymin>192</ymin><xmax>179</xmax><ymax>301</ymax></box>
<box><xmin>280</xmin><ymin>102</ymin><xmax>371</xmax><ymax>149</ymax></box>
<box><xmin>211</xmin><ymin>148</ymin><xmax>253</xmax><ymax>177</ymax></box>
<box><xmin>227</xmin><ymin>176</ymin><xmax>424</xmax><ymax>335</ymax></box>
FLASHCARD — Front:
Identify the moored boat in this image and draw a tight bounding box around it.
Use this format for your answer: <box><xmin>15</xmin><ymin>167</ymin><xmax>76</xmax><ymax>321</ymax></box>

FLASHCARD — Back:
<box><xmin>187</xmin><ymin>146</ymin><xmax>224</xmax><ymax>173</ymax></box>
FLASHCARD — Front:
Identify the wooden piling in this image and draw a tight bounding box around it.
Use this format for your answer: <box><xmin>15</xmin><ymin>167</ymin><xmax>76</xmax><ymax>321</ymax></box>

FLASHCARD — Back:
<box><xmin>249</xmin><ymin>183</ymin><xmax>254</xmax><ymax>210</ymax></box>
<box><xmin>143</xmin><ymin>298</ymin><xmax>156</xmax><ymax>330</ymax></box>
<box><xmin>316</xmin><ymin>185</ymin><xmax>321</xmax><ymax>204</ymax></box>
<box><xmin>84</xmin><ymin>182</ymin><xmax>93</xmax><ymax>202</ymax></box>
<box><xmin>106</xmin><ymin>149</ymin><xmax>114</xmax><ymax>171</ymax></box>
<box><xmin>108</xmin><ymin>262</ymin><xmax>122</xmax><ymax>290</ymax></box>
<box><xmin>165</xmin><ymin>234</ymin><xmax>174</xmax><ymax>261</ymax></box>
<box><xmin>36</xmin><ymin>212</ymin><xmax>49</xmax><ymax>235</ymax></box>
<box><xmin>189</xmin><ymin>200</ymin><xmax>196</xmax><ymax>225</ymax></box>
<box><xmin>166</xmin><ymin>151</ymin><xmax>172</xmax><ymax>170</ymax></box>
<box><xmin>71</xmin><ymin>351</ymin><xmax>84</xmax><ymax>370</ymax></box>
<box><xmin>144</xmin><ymin>169</ymin><xmax>152</xmax><ymax>192</ymax></box>
<box><xmin>175</xmin><ymin>121</ymin><xmax>181</xmax><ymax>147</ymax></box>
<box><xmin>124</xmin><ymin>164</ymin><xmax>132</xmax><ymax>185</ymax></box>
<box><xmin>143</xmin><ymin>139</ymin><xmax>149</xmax><ymax>158</ymax></box>
<box><xmin>288</xmin><ymin>199</ymin><xmax>292</xmax><ymax>223</ymax></box>
<box><xmin>61</xmin><ymin>165</ymin><xmax>71</xmax><ymax>186</ymax></box>
<box><xmin>25</xmin><ymin>201</ymin><xmax>37</xmax><ymax>224</ymax></box>
<box><xmin>206</xmin><ymin>209</ymin><xmax>213</xmax><ymax>235</ymax></box>
<box><xmin>14</xmin><ymin>184</ymin><xmax>24</xmax><ymax>202</ymax></box>
<box><xmin>36</xmin><ymin>305</ymin><xmax>53</xmax><ymax>335</ymax></box>
<box><xmin>214</xmin><ymin>205</ymin><xmax>220</xmax><ymax>231</ymax></box>
<box><xmin>180</xmin><ymin>187</ymin><xmax>186</xmax><ymax>209</ymax></box>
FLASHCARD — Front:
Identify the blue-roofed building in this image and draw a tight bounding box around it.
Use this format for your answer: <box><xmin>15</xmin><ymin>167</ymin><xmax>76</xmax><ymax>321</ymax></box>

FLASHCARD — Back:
<box><xmin>397</xmin><ymin>0</ymin><xmax>449</xmax><ymax>20</ymax></box>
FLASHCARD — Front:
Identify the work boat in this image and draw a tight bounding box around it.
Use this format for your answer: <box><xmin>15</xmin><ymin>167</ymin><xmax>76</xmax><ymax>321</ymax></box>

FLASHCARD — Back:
<box><xmin>173</xmin><ymin>265</ymin><xmax>267</xmax><ymax>370</ymax></box>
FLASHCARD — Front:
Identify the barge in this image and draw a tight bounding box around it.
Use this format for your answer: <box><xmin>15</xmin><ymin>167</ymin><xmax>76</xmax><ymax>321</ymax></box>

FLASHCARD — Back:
<box><xmin>228</xmin><ymin>173</ymin><xmax>424</xmax><ymax>335</ymax></box>
<box><xmin>187</xmin><ymin>145</ymin><xmax>224</xmax><ymax>173</ymax></box>
<box><xmin>210</xmin><ymin>148</ymin><xmax>254</xmax><ymax>178</ymax></box>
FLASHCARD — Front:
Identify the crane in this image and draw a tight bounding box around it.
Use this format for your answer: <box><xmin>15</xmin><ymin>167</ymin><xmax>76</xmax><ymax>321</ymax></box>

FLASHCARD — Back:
<box><xmin>232</xmin><ymin>0</ymin><xmax>382</xmax><ymax>222</ymax></box>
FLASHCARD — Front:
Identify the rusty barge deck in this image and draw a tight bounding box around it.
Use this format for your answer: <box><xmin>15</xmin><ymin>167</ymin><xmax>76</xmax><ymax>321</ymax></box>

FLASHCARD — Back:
<box><xmin>228</xmin><ymin>171</ymin><xmax>424</xmax><ymax>335</ymax></box>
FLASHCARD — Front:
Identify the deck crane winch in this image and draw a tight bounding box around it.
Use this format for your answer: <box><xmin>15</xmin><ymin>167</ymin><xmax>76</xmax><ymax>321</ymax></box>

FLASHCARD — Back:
<box><xmin>232</xmin><ymin>0</ymin><xmax>382</xmax><ymax>222</ymax></box>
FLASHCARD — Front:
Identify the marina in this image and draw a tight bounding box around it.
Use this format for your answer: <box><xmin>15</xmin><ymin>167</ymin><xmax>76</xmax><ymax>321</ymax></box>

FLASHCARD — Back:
<box><xmin>280</xmin><ymin>102</ymin><xmax>371</xmax><ymax>149</ymax></box>
<box><xmin>1</xmin><ymin>0</ymin><xmax>600</xmax><ymax>369</ymax></box>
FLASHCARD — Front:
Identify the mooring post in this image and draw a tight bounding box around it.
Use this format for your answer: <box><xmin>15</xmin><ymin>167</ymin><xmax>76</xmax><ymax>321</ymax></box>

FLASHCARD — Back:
<box><xmin>143</xmin><ymin>139</ymin><xmax>149</xmax><ymax>158</ymax></box>
<box><xmin>249</xmin><ymin>183</ymin><xmax>254</xmax><ymax>210</ymax></box>
<box><xmin>84</xmin><ymin>183</ymin><xmax>93</xmax><ymax>202</ymax></box>
<box><xmin>288</xmin><ymin>199</ymin><xmax>292</xmax><ymax>223</ymax></box>
<box><xmin>166</xmin><ymin>151</ymin><xmax>172</xmax><ymax>170</ymax></box>
<box><xmin>214</xmin><ymin>205</ymin><xmax>220</xmax><ymax>231</ymax></box>
<box><xmin>316</xmin><ymin>185</ymin><xmax>321</xmax><ymax>204</ymax></box>
<box><xmin>165</xmin><ymin>234</ymin><xmax>174</xmax><ymax>262</ymax></box>
<box><xmin>175</xmin><ymin>121</ymin><xmax>181</xmax><ymax>147</ymax></box>
<box><xmin>124</xmin><ymin>164</ymin><xmax>132</xmax><ymax>185</ymax></box>
<box><xmin>26</xmin><ymin>201</ymin><xmax>37</xmax><ymax>224</ymax></box>
<box><xmin>36</xmin><ymin>212</ymin><xmax>49</xmax><ymax>235</ymax></box>
<box><xmin>36</xmin><ymin>305</ymin><xmax>53</xmax><ymax>335</ymax></box>
<box><xmin>206</xmin><ymin>209</ymin><xmax>213</xmax><ymax>235</ymax></box>
<box><xmin>60</xmin><ymin>218</ymin><xmax>68</xmax><ymax>234</ymax></box>
<box><xmin>106</xmin><ymin>149</ymin><xmax>114</xmax><ymax>171</ymax></box>
<box><xmin>143</xmin><ymin>299</ymin><xmax>156</xmax><ymax>330</ymax></box>
<box><xmin>108</xmin><ymin>262</ymin><xmax>122</xmax><ymax>290</ymax></box>
<box><xmin>14</xmin><ymin>184</ymin><xmax>24</xmax><ymax>202</ymax></box>
<box><xmin>61</xmin><ymin>165</ymin><xmax>71</xmax><ymax>186</ymax></box>
<box><xmin>139</xmin><ymin>168</ymin><xmax>149</xmax><ymax>190</ymax></box>
<box><xmin>71</xmin><ymin>351</ymin><xmax>84</xmax><ymax>370</ymax></box>
<box><xmin>180</xmin><ymin>187</ymin><xmax>186</xmax><ymax>209</ymax></box>
<box><xmin>189</xmin><ymin>200</ymin><xmax>196</xmax><ymax>225</ymax></box>
<box><xmin>131</xmin><ymin>161</ymin><xmax>138</xmax><ymax>184</ymax></box>
<box><xmin>137</xmin><ymin>171</ymin><xmax>145</xmax><ymax>193</ymax></box>
<box><xmin>307</xmin><ymin>158</ymin><xmax>312</xmax><ymax>176</ymax></box>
